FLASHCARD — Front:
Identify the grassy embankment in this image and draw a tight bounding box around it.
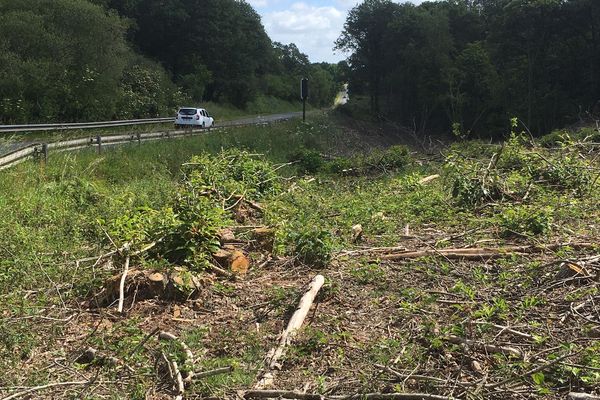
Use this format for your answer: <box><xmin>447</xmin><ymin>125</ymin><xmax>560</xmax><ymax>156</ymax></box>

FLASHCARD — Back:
<box><xmin>1</xmin><ymin>111</ymin><xmax>599</xmax><ymax>399</ymax></box>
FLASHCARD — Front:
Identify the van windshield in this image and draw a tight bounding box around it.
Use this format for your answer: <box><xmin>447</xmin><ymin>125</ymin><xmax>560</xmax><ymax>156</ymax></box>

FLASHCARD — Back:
<box><xmin>178</xmin><ymin>108</ymin><xmax>197</xmax><ymax>115</ymax></box>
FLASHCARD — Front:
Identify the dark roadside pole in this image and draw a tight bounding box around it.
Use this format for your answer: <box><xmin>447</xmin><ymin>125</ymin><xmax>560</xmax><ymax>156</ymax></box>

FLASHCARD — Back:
<box><xmin>301</xmin><ymin>78</ymin><xmax>308</xmax><ymax>121</ymax></box>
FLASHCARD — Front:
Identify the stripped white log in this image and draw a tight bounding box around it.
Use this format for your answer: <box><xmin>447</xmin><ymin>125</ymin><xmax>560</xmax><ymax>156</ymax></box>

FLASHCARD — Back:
<box><xmin>159</xmin><ymin>331</ymin><xmax>195</xmax><ymax>383</ymax></box>
<box><xmin>419</xmin><ymin>174</ymin><xmax>440</xmax><ymax>185</ymax></box>
<box><xmin>255</xmin><ymin>274</ymin><xmax>325</xmax><ymax>389</ymax></box>
<box><xmin>117</xmin><ymin>255</ymin><xmax>130</xmax><ymax>314</ymax></box>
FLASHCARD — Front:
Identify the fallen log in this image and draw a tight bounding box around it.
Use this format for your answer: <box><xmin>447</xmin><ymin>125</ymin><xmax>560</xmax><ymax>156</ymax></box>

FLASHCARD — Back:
<box><xmin>419</xmin><ymin>174</ymin><xmax>440</xmax><ymax>185</ymax></box>
<box><xmin>375</xmin><ymin>243</ymin><xmax>595</xmax><ymax>261</ymax></box>
<box><xmin>244</xmin><ymin>390</ymin><xmax>453</xmax><ymax>400</ymax></box>
<box><xmin>1</xmin><ymin>381</ymin><xmax>91</xmax><ymax>400</ymax></box>
<box><xmin>255</xmin><ymin>274</ymin><xmax>325</xmax><ymax>389</ymax></box>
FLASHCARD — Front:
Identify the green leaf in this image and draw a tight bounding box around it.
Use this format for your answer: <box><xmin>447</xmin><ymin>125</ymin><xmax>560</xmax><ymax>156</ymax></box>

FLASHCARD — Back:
<box><xmin>532</xmin><ymin>372</ymin><xmax>545</xmax><ymax>385</ymax></box>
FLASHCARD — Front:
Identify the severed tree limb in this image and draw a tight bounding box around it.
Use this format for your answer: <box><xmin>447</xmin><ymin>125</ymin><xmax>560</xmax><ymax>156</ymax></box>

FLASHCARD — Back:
<box><xmin>117</xmin><ymin>255</ymin><xmax>130</xmax><ymax>314</ymax></box>
<box><xmin>195</xmin><ymin>366</ymin><xmax>234</xmax><ymax>379</ymax></box>
<box><xmin>244</xmin><ymin>390</ymin><xmax>453</xmax><ymax>400</ymax></box>
<box><xmin>255</xmin><ymin>274</ymin><xmax>325</xmax><ymax>389</ymax></box>
<box><xmin>447</xmin><ymin>336</ymin><xmax>523</xmax><ymax>359</ymax></box>
<box><xmin>485</xmin><ymin>350</ymin><xmax>578</xmax><ymax>389</ymax></box>
<box><xmin>569</xmin><ymin>393</ymin><xmax>600</xmax><ymax>400</ymax></box>
<box><xmin>128</xmin><ymin>327</ymin><xmax>160</xmax><ymax>358</ymax></box>
<box><xmin>171</xmin><ymin>360</ymin><xmax>185</xmax><ymax>400</ymax></box>
<box><xmin>1</xmin><ymin>381</ymin><xmax>91</xmax><ymax>400</ymax></box>
<box><xmin>159</xmin><ymin>331</ymin><xmax>195</xmax><ymax>383</ymax></box>
<box><xmin>161</xmin><ymin>351</ymin><xmax>184</xmax><ymax>400</ymax></box>
<box><xmin>375</xmin><ymin>242</ymin><xmax>595</xmax><ymax>261</ymax></box>
<box><xmin>419</xmin><ymin>174</ymin><xmax>440</xmax><ymax>185</ymax></box>
<box><xmin>472</xmin><ymin>321</ymin><xmax>534</xmax><ymax>340</ymax></box>
<box><xmin>375</xmin><ymin>364</ymin><xmax>446</xmax><ymax>384</ymax></box>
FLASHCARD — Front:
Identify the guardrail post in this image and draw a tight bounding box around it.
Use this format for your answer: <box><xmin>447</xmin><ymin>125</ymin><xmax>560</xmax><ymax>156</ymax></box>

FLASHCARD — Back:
<box><xmin>96</xmin><ymin>135</ymin><xmax>102</xmax><ymax>154</ymax></box>
<box><xmin>41</xmin><ymin>143</ymin><xmax>48</xmax><ymax>165</ymax></box>
<box><xmin>137</xmin><ymin>132</ymin><xmax>141</xmax><ymax>145</ymax></box>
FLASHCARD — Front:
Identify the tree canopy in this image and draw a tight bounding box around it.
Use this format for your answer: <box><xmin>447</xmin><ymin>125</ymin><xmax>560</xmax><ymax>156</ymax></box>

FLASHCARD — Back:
<box><xmin>0</xmin><ymin>0</ymin><xmax>338</xmax><ymax>123</ymax></box>
<box><xmin>337</xmin><ymin>0</ymin><xmax>600</xmax><ymax>136</ymax></box>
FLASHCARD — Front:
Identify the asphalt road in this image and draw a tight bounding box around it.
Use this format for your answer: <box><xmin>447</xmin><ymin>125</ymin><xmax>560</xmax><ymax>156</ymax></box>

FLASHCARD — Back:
<box><xmin>0</xmin><ymin>111</ymin><xmax>303</xmax><ymax>157</ymax></box>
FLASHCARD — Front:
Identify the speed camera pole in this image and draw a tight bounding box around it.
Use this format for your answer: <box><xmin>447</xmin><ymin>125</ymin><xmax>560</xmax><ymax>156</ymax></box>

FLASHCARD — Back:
<box><xmin>301</xmin><ymin>78</ymin><xmax>308</xmax><ymax>121</ymax></box>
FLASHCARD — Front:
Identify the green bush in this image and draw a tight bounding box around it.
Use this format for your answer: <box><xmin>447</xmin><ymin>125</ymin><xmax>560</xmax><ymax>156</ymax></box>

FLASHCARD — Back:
<box><xmin>497</xmin><ymin>206</ymin><xmax>552</xmax><ymax>237</ymax></box>
<box><xmin>290</xmin><ymin>228</ymin><xmax>333</xmax><ymax>267</ymax></box>
<box><xmin>368</xmin><ymin>145</ymin><xmax>411</xmax><ymax>171</ymax></box>
<box><xmin>533</xmin><ymin>155</ymin><xmax>591</xmax><ymax>193</ymax></box>
<box><xmin>107</xmin><ymin>150</ymin><xmax>281</xmax><ymax>270</ymax></box>
<box><xmin>451</xmin><ymin>175</ymin><xmax>503</xmax><ymax>207</ymax></box>
<box><xmin>324</xmin><ymin>145</ymin><xmax>411</xmax><ymax>176</ymax></box>
<box><xmin>325</xmin><ymin>156</ymin><xmax>357</xmax><ymax>174</ymax></box>
<box><xmin>289</xmin><ymin>148</ymin><xmax>324</xmax><ymax>174</ymax></box>
<box><xmin>538</xmin><ymin>130</ymin><xmax>571</xmax><ymax>148</ymax></box>
<box><xmin>496</xmin><ymin>134</ymin><xmax>534</xmax><ymax>171</ymax></box>
<box><xmin>182</xmin><ymin>150</ymin><xmax>280</xmax><ymax>207</ymax></box>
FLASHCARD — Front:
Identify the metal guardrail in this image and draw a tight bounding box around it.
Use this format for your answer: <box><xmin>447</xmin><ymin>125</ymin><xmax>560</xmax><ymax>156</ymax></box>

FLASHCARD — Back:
<box><xmin>0</xmin><ymin>112</ymin><xmax>301</xmax><ymax>170</ymax></box>
<box><xmin>0</xmin><ymin>117</ymin><xmax>173</xmax><ymax>133</ymax></box>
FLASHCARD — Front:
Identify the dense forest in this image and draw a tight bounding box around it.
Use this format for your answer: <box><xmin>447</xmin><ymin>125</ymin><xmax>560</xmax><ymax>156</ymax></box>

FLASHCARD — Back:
<box><xmin>0</xmin><ymin>0</ymin><xmax>339</xmax><ymax>123</ymax></box>
<box><xmin>337</xmin><ymin>0</ymin><xmax>600</xmax><ymax>137</ymax></box>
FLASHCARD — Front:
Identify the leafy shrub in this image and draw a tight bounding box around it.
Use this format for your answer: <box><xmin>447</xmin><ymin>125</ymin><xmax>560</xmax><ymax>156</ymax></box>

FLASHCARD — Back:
<box><xmin>290</xmin><ymin>228</ymin><xmax>333</xmax><ymax>267</ymax></box>
<box><xmin>350</xmin><ymin>263</ymin><xmax>386</xmax><ymax>285</ymax></box>
<box><xmin>107</xmin><ymin>150</ymin><xmax>281</xmax><ymax>271</ymax></box>
<box><xmin>497</xmin><ymin>206</ymin><xmax>552</xmax><ymax>237</ymax></box>
<box><xmin>368</xmin><ymin>145</ymin><xmax>411</xmax><ymax>171</ymax></box>
<box><xmin>532</xmin><ymin>155</ymin><xmax>591</xmax><ymax>193</ymax></box>
<box><xmin>496</xmin><ymin>134</ymin><xmax>534</xmax><ymax>172</ymax></box>
<box><xmin>451</xmin><ymin>176</ymin><xmax>503</xmax><ymax>207</ymax></box>
<box><xmin>325</xmin><ymin>145</ymin><xmax>411</xmax><ymax>176</ymax></box>
<box><xmin>577</xmin><ymin>127</ymin><xmax>600</xmax><ymax>143</ymax></box>
<box><xmin>289</xmin><ymin>148</ymin><xmax>324</xmax><ymax>174</ymax></box>
<box><xmin>182</xmin><ymin>150</ymin><xmax>280</xmax><ymax>208</ymax></box>
<box><xmin>538</xmin><ymin>130</ymin><xmax>571</xmax><ymax>148</ymax></box>
<box><xmin>325</xmin><ymin>156</ymin><xmax>357</xmax><ymax>174</ymax></box>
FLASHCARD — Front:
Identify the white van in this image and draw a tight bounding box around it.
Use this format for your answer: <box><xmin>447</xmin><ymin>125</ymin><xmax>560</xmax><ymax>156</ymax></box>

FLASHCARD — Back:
<box><xmin>175</xmin><ymin>107</ymin><xmax>214</xmax><ymax>128</ymax></box>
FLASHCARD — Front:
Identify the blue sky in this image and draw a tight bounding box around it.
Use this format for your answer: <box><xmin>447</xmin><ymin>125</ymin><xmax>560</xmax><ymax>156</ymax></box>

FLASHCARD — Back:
<box><xmin>247</xmin><ymin>0</ymin><xmax>423</xmax><ymax>63</ymax></box>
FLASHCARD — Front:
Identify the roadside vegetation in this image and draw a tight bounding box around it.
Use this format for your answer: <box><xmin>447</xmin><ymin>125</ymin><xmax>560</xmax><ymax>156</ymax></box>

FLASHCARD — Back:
<box><xmin>337</xmin><ymin>0</ymin><xmax>600</xmax><ymax>137</ymax></box>
<box><xmin>0</xmin><ymin>0</ymin><xmax>339</xmax><ymax>124</ymax></box>
<box><xmin>1</xmin><ymin>112</ymin><xmax>599</xmax><ymax>399</ymax></box>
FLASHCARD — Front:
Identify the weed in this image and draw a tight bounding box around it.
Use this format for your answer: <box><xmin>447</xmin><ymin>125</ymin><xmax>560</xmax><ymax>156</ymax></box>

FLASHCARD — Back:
<box><xmin>289</xmin><ymin>228</ymin><xmax>333</xmax><ymax>267</ymax></box>
<box><xmin>497</xmin><ymin>206</ymin><xmax>552</xmax><ymax>237</ymax></box>
<box><xmin>350</xmin><ymin>263</ymin><xmax>386</xmax><ymax>285</ymax></box>
<box><xmin>532</xmin><ymin>154</ymin><xmax>591</xmax><ymax>193</ymax></box>
<box><xmin>289</xmin><ymin>147</ymin><xmax>324</xmax><ymax>174</ymax></box>
<box><xmin>452</xmin><ymin>280</ymin><xmax>476</xmax><ymax>301</ymax></box>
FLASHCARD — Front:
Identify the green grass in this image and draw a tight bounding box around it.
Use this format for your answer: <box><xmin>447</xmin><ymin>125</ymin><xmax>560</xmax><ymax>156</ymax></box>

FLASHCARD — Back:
<box><xmin>1</xmin><ymin>113</ymin><xmax>600</xmax><ymax>398</ymax></box>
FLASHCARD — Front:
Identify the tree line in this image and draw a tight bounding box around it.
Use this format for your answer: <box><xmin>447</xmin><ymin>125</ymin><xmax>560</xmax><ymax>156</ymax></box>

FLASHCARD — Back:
<box><xmin>0</xmin><ymin>0</ymin><xmax>340</xmax><ymax>124</ymax></box>
<box><xmin>336</xmin><ymin>0</ymin><xmax>600</xmax><ymax>137</ymax></box>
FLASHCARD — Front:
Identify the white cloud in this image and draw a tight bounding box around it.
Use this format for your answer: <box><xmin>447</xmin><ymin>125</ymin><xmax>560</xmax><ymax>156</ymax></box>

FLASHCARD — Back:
<box><xmin>263</xmin><ymin>2</ymin><xmax>348</xmax><ymax>63</ymax></box>
<box><xmin>260</xmin><ymin>0</ymin><xmax>425</xmax><ymax>63</ymax></box>
<box><xmin>247</xmin><ymin>0</ymin><xmax>269</xmax><ymax>8</ymax></box>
